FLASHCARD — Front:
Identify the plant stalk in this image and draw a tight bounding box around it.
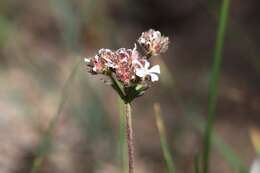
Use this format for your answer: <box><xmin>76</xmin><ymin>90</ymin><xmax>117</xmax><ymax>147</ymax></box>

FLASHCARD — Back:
<box><xmin>203</xmin><ymin>0</ymin><xmax>230</xmax><ymax>173</ymax></box>
<box><xmin>125</xmin><ymin>103</ymin><xmax>134</xmax><ymax>173</ymax></box>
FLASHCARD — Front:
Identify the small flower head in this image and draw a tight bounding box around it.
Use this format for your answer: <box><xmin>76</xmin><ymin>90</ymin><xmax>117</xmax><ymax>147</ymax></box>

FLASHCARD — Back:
<box><xmin>138</xmin><ymin>29</ymin><xmax>169</xmax><ymax>56</ymax></box>
<box><xmin>114</xmin><ymin>47</ymin><xmax>136</xmax><ymax>85</ymax></box>
<box><xmin>84</xmin><ymin>29</ymin><xmax>169</xmax><ymax>103</ymax></box>
<box><xmin>85</xmin><ymin>48</ymin><xmax>117</xmax><ymax>74</ymax></box>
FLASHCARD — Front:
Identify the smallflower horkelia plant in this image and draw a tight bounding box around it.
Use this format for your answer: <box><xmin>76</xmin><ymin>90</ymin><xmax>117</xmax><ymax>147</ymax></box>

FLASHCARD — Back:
<box><xmin>84</xmin><ymin>29</ymin><xmax>169</xmax><ymax>173</ymax></box>
<box><xmin>84</xmin><ymin>29</ymin><xmax>169</xmax><ymax>103</ymax></box>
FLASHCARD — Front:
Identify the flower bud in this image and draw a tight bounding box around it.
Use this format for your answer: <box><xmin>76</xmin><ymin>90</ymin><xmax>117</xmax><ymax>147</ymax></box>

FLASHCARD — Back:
<box><xmin>138</xmin><ymin>29</ymin><xmax>169</xmax><ymax>56</ymax></box>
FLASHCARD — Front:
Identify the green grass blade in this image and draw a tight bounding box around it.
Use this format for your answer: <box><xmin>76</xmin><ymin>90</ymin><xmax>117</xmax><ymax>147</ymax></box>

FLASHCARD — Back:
<box><xmin>160</xmin><ymin>58</ymin><xmax>248</xmax><ymax>173</ymax></box>
<box><xmin>213</xmin><ymin>136</ymin><xmax>249</xmax><ymax>173</ymax></box>
<box><xmin>206</xmin><ymin>0</ymin><xmax>260</xmax><ymax>77</ymax></box>
<box><xmin>187</xmin><ymin>110</ymin><xmax>249</xmax><ymax>173</ymax></box>
<box><xmin>154</xmin><ymin>103</ymin><xmax>175</xmax><ymax>173</ymax></box>
<box><xmin>30</xmin><ymin>60</ymin><xmax>81</xmax><ymax>173</ymax></box>
<box><xmin>203</xmin><ymin>0</ymin><xmax>230</xmax><ymax>173</ymax></box>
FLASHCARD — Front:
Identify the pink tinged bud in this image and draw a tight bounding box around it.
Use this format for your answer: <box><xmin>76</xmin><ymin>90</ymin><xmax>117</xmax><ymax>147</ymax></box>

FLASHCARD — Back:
<box><xmin>93</xmin><ymin>62</ymin><xmax>103</xmax><ymax>73</ymax></box>
<box><xmin>138</xmin><ymin>29</ymin><xmax>169</xmax><ymax>56</ymax></box>
<box><xmin>131</xmin><ymin>44</ymin><xmax>140</xmax><ymax>61</ymax></box>
<box><xmin>98</xmin><ymin>48</ymin><xmax>117</xmax><ymax>69</ymax></box>
<box><xmin>116</xmin><ymin>48</ymin><xmax>132</xmax><ymax>64</ymax></box>
<box><xmin>116</xmin><ymin>66</ymin><xmax>133</xmax><ymax>85</ymax></box>
<box><xmin>84</xmin><ymin>57</ymin><xmax>98</xmax><ymax>74</ymax></box>
<box><xmin>113</xmin><ymin>47</ymin><xmax>140</xmax><ymax>85</ymax></box>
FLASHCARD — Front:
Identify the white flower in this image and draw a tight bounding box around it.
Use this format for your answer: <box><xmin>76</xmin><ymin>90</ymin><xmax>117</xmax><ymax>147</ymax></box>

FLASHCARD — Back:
<box><xmin>135</xmin><ymin>60</ymin><xmax>160</xmax><ymax>82</ymax></box>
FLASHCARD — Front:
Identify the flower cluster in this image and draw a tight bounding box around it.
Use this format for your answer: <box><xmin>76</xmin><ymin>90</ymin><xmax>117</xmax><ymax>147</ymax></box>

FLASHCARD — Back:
<box><xmin>84</xmin><ymin>29</ymin><xmax>169</xmax><ymax>102</ymax></box>
<box><xmin>138</xmin><ymin>29</ymin><xmax>169</xmax><ymax>56</ymax></box>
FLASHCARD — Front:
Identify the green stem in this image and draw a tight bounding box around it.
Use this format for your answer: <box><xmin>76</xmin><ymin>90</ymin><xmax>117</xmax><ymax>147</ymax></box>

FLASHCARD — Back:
<box><xmin>125</xmin><ymin>103</ymin><xmax>134</xmax><ymax>173</ymax></box>
<box><xmin>118</xmin><ymin>98</ymin><xmax>128</xmax><ymax>173</ymax></box>
<box><xmin>110</xmin><ymin>74</ymin><xmax>125</xmax><ymax>100</ymax></box>
<box><xmin>203</xmin><ymin>0</ymin><xmax>230</xmax><ymax>173</ymax></box>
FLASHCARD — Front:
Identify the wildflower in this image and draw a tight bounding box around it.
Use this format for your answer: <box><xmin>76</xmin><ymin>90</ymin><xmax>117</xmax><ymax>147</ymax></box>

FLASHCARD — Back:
<box><xmin>135</xmin><ymin>60</ymin><xmax>160</xmax><ymax>82</ymax></box>
<box><xmin>138</xmin><ymin>29</ymin><xmax>169</xmax><ymax>56</ymax></box>
<box><xmin>84</xmin><ymin>29</ymin><xmax>169</xmax><ymax>102</ymax></box>
<box><xmin>83</xmin><ymin>29</ymin><xmax>170</xmax><ymax>173</ymax></box>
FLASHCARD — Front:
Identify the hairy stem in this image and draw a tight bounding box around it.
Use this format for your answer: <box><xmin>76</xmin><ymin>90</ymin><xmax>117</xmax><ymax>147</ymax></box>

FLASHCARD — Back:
<box><xmin>125</xmin><ymin>103</ymin><xmax>134</xmax><ymax>173</ymax></box>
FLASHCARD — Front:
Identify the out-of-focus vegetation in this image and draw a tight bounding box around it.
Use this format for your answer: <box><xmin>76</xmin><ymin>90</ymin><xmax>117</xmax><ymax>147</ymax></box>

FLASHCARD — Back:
<box><xmin>0</xmin><ymin>0</ymin><xmax>260</xmax><ymax>173</ymax></box>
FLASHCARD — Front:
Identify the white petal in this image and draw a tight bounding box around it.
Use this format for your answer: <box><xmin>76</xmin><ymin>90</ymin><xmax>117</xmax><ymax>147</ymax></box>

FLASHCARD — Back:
<box><xmin>144</xmin><ymin>60</ymin><xmax>150</xmax><ymax>69</ymax></box>
<box><xmin>150</xmin><ymin>73</ymin><xmax>159</xmax><ymax>82</ymax></box>
<box><xmin>98</xmin><ymin>48</ymin><xmax>111</xmax><ymax>54</ymax></box>
<box><xmin>98</xmin><ymin>48</ymin><xmax>104</xmax><ymax>54</ymax></box>
<box><xmin>148</xmin><ymin>65</ymin><xmax>160</xmax><ymax>74</ymax></box>
<box><xmin>153</xmin><ymin>31</ymin><xmax>161</xmax><ymax>38</ymax></box>
<box><xmin>102</xmin><ymin>56</ymin><xmax>112</xmax><ymax>63</ymax></box>
<box><xmin>135</xmin><ymin>68</ymin><xmax>146</xmax><ymax>77</ymax></box>
<box><xmin>84</xmin><ymin>58</ymin><xmax>91</xmax><ymax>63</ymax></box>
<box><xmin>139</xmin><ymin>37</ymin><xmax>146</xmax><ymax>44</ymax></box>
<box><xmin>131</xmin><ymin>48</ymin><xmax>140</xmax><ymax>61</ymax></box>
<box><xmin>105</xmin><ymin>62</ymin><xmax>114</xmax><ymax>68</ymax></box>
<box><xmin>133</xmin><ymin>43</ymin><xmax>137</xmax><ymax>51</ymax></box>
<box><xmin>132</xmin><ymin>60</ymin><xmax>143</xmax><ymax>68</ymax></box>
<box><xmin>122</xmin><ymin>57</ymin><xmax>128</xmax><ymax>63</ymax></box>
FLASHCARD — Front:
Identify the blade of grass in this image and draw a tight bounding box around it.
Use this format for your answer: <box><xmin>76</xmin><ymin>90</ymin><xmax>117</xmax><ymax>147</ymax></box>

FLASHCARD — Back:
<box><xmin>117</xmin><ymin>97</ymin><xmax>128</xmax><ymax>173</ymax></box>
<box><xmin>186</xmin><ymin>110</ymin><xmax>248</xmax><ymax>173</ymax></box>
<box><xmin>156</xmin><ymin>1</ymin><xmax>247</xmax><ymax>171</ymax></box>
<box><xmin>160</xmin><ymin>58</ymin><xmax>248</xmax><ymax>173</ymax></box>
<box><xmin>30</xmin><ymin>60</ymin><xmax>81</xmax><ymax>173</ymax></box>
<box><xmin>203</xmin><ymin>0</ymin><xmax>230</xmax><ymax>173</ymax></box>
<box><xmin>213</xmin><ymin>136</ymin><xmax>248</xmax><ymax>173</ymax></box>
<box><xmin>205</xmin><ymin>1</ymin><xmax>260</xmax><ymax>77</ymax></box>
<box><xmin>153</xmin><ymin>103</ymin><xmax>175</xmax><ymax>173</ymax></box>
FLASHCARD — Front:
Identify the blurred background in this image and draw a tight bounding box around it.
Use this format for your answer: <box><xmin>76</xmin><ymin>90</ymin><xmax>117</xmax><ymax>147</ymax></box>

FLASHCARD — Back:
<box><xmin>0</xmin><ymin>0</ymin><xmax>260</xmax><ymax>172</ymax></box>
